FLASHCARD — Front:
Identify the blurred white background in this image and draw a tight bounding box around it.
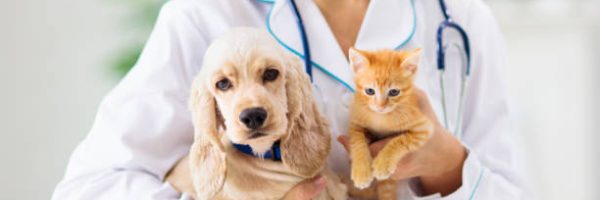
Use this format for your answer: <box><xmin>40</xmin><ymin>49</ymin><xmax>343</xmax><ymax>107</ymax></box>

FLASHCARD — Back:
<box><xmin>1</xmin><ymin>0</ymin><xmax>599</xmax><ymax>199</ymax></box>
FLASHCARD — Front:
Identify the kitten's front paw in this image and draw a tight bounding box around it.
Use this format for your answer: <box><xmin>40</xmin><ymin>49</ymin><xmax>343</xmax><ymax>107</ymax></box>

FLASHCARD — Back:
<box><xmin>351</xmin><ymin>164</ymin><xmax>373</xmax><ymax>189</ymax></box>
<box><xmin>371</xmin><ymin>156</ymin><xmax>397</xmax><ymax>180</ymax></box>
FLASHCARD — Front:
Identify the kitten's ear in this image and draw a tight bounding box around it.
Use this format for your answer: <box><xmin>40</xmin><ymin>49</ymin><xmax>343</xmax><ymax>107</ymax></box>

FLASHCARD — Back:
<box><xmin>400</xmin><ymin>48</ymin><xmax>423</xmax><ymax>76</ymax></box>
<box><xmin>349</xmin><ymin>47</ymin><xmax>369</xmax><ymax>73</ymax></box>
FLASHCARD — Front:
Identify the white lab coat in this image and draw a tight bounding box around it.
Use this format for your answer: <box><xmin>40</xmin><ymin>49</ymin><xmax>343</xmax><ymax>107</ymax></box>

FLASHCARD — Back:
<box><xmin>52</xmin><ymin>0</ymin><xmax>525</xmax><ymax>199</ymax></box>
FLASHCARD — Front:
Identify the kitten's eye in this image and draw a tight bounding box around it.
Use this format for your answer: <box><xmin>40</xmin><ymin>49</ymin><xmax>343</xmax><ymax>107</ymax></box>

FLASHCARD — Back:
<box><xmin>388</xmin><ymin>89</ymin><xmax>400</xmax><ymax>97</ymax></box>
<box><xmin>216</xmin><ymin>79</ymin><xmax>232</xmax><ymax>91</ymax></box>
<box><xmin>263</xmin><ymin>68</ymin><xmax>279</xmax><ymax>82</ymax></box>
<box><xmin>364</xmin><ymin>88</ymin><xmax>375</xmax><ymax>96</ymax></box>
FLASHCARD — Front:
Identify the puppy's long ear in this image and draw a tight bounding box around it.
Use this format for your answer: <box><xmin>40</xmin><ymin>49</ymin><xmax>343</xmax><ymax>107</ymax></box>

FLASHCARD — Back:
<box><xmin>281</xmin><ymin>55</ymin><xmax>331</xmax><ymax>178</ymax></box>
<box><xmin>189</xmin><ymin>76</ymin><xmax>224</xmax><ymax>150</ymax></box>
<box><xmin>188</xmin><ymin>75</ymin><xmax>226</xmax><ymax>199</ymax></box>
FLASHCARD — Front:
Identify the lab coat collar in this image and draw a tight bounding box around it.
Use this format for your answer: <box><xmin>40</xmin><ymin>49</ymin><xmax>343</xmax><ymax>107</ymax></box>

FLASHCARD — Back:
<box><xmin>265</xmin><ymin>0</ymin><xmax>417</xmax><ymax>92</ymax></box>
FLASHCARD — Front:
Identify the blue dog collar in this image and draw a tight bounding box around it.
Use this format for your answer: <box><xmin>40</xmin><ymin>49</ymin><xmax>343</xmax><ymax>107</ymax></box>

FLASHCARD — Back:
<box><xmin>232</xmin><ymin>140</ymin><xmax>282</xmax><ymax>161</ymax></box>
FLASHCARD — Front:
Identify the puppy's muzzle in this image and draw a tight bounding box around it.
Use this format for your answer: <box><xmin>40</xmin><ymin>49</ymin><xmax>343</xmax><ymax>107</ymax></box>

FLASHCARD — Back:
<box><xmin>239</xmin><ymin>107</ymin><xmax>268</xmax><ymax>130</ymax></box>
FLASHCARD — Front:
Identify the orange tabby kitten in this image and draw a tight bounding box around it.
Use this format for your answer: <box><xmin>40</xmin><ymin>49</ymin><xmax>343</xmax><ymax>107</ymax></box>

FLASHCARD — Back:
<box><xmin>347</xmin><ymin>48</ymin><xmax>433</xmax><ymax>199</ymax></box>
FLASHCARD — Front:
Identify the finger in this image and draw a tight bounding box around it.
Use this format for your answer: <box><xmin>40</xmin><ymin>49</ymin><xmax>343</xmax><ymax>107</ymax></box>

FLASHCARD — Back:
<box><xmin>286</xmin><ymin>175</ymin><xmax>327</xmax><ymax>200</ymax></box>
<box><xmin>336</xmin><ymin>135</ymin><xmax>350</xmax><ymax>152</ymax></box>
<box><xmin>368</xmin><ymin>137</ymin><xmax>392</xmax><ymax>157</ymax></box>
<box><xmin>390</xmin><ymin>168</ymin><xmax>412</xmax><ymax>181</ymax></box>
<box><xmin>301</xmin><ymin>176</ymin><xmax>326</xmax><ymax>199</ymax></box>
<box><xmin>390</xmin><ymin>153</ymin><xmax>418</xmax><ymax>181</ymax></box>
<box><xmin>413</xmin><ymin>88</ymin><xmax>432</xmax><ymax>112</ymax></box>
<box><xmin>413</xmin><ymin>88</ymin><xmax>442</xmax><ymax>126</ymax></box>
<box><xmin>411</xmin><ymin>88</ymin><xmax>428</xmax><ymax>114</ymax></box>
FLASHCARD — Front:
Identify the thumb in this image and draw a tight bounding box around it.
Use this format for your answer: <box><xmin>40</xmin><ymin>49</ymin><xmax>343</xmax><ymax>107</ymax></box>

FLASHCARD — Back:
<box><xmin>285</xmin><ymin>175</ymin><xmax>327</xmax><ymax>200</ymax></box>
<box><xmin>336</xmin><ymin>135</ymin><xmax>350</xmax><ymax>152</ymax></box>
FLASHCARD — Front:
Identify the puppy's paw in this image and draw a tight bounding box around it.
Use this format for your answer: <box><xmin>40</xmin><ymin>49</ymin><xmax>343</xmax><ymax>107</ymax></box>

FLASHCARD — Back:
<box><xmin>351</xmin><ymin>164</ymin><xmax>373</xmax><ymax>189</ymax></box>
<box><xmin>371</xmin><ymin>157</ymin><xmax>396</xmax><ymax>180</ymax></box>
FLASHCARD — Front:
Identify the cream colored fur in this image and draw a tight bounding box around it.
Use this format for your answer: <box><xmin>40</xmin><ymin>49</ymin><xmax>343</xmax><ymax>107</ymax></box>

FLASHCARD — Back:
<box><xmin>188</xmin><ymin>27</ymin><xmax>347</xmax><ymax>200</ymax></box>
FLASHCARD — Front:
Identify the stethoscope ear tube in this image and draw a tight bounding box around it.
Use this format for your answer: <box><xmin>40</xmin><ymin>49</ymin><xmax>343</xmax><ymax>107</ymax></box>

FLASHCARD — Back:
<box><xmin>439</xmin><ymin>42</ymin><xmax>470</xmax><ymax>138</ymax></box>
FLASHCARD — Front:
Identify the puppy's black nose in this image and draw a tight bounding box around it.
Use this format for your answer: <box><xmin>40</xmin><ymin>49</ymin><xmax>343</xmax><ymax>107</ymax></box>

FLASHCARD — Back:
<box><xmin>239</xmin><ymin>107</ymin><xmax>267</xmax><ymax>130</ymax></box>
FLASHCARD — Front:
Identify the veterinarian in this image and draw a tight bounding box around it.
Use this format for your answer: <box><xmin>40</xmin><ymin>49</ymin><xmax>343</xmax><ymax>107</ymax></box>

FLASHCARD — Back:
<box><xmin>53</xmin><ymin>0</ymin><xmax>525</xmax><ymax>199</ymax></box>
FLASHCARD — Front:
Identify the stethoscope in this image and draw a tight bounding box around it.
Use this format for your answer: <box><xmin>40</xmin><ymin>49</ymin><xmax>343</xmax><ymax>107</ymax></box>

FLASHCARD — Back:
<box><xmin>288</xmin><ymin>0</ymin><xmax>471</xmax><ymax>137</ymax></box>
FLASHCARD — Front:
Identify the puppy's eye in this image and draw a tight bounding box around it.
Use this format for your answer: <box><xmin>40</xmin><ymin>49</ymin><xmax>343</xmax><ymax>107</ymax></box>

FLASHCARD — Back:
<box><xmin>364</xmin><ymin>88</ymin><xmax>375</xmax><ymax>96</ymax></box>
<box><xmin>388</xmin><ymin>89</ymin><xmax>400</xmax><ymax>97</ymax></box>
<box><xmin>216</xmin><ymin>79</ymin><xmax>232</xmax><ymax>91</ymax></box>
<box><xmin>263</xmin><ymin>69</ymin><xmax>279</xmax><ymax>82</ymax></box>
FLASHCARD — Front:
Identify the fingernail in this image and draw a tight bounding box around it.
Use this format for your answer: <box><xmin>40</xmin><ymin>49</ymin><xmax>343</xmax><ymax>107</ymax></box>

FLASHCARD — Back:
<box><xmin>337</xmin><ymin>135</ymin><xmax>348</xmax><ymax>143</ymax></box>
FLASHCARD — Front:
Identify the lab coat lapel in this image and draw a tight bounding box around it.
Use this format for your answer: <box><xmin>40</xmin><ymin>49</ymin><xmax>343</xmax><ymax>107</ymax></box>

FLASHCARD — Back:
<box><xmin>266</xmin><ymin>0</ymin><xmax>417</xmax><ymax>91</ymax></box>
<box><xmin>267</xmin><ymin>0</ymin><xmax>354</xmax><ymax>91</ymax></box>
<box><xmin>354</xmin><ymin>0</ymin><xmax>417</xmax><ymax>50</ymax></box>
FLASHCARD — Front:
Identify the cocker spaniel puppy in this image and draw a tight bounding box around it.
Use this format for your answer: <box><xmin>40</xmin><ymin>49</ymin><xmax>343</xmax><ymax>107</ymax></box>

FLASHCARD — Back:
<box><xmin>188</xmin><ymin>27</ymin><xmax>347</xmax><ymax>200</ymax></box>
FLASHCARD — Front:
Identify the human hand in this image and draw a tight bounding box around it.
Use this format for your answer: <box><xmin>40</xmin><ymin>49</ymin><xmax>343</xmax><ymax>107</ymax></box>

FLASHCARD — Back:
<box><xmin>282</xmin><ymin>175</ymin><xmax>327</xmax><ymax>200</ymax></box>
<box><xmin>338</xmin><ymin>88</ymin><xmax>467</xmax><ymax>196</ymax></box>
<box><xmin>165</xmin><ymin>155</ymin><xmax>196</xmax><ymax>197</ymax></box>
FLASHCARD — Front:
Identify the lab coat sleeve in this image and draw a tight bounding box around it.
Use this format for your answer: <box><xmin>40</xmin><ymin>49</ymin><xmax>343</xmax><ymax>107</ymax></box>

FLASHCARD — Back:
<box><xmin>408</xmin><ymin>0</ymin><xmax>526</xmax><ymax>199</ymax></box>
<box><xmin>52</xmin><ymin>1</ymin><xmax>208</xmax><ymax>199</ymax></box>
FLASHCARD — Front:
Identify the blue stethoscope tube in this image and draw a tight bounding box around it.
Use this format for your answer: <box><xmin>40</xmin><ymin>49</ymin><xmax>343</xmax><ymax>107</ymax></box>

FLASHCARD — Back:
<box><xmin>288</xmin><ymin>0</ymin><xmax>313</xmax><ymax>82</ymax></box>
<box><xmin>288</xmin><ymin>0</ymin><xmax>471</xmax><ymax>136</ymax></box>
